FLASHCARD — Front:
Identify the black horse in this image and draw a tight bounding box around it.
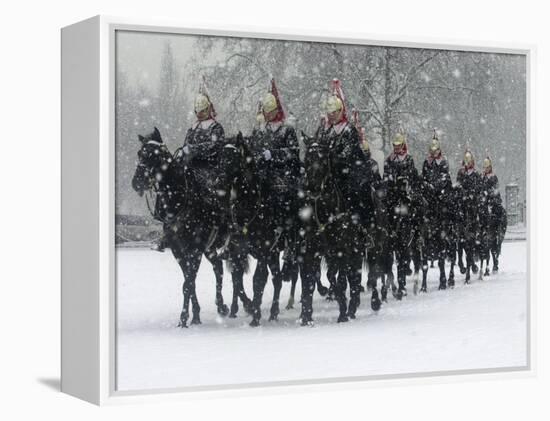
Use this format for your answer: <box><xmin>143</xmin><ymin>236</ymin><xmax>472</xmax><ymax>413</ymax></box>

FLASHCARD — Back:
<box><xmin>131</xmin><ymin>127</ymin><xmax>231</xmax><ymax>327</ymax></box>
<box><xmin>298</xmin><ymin>134</ymin><xmax>376</xmax><ymax>325</ymax></box>
<box><xmin>218</xmin><ymin>133</ymin><xmax>290</xmax><ymax>327</ymax></box>
<box><xmin>482</xmin><ymin>199</ymin><xmax>507</xmax><ymax>276</ymax></box>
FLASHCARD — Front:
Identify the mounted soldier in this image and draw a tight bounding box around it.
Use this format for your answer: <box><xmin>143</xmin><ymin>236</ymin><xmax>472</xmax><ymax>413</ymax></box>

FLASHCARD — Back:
<box><xmin>298</xmin><ymin>79</ymin><xmax>373</xmax><ymax>324</ymax></box>
<box><xmin>422</xmin><ymin>130</ymin><xmax>453</xmax><ymax>290</ymax></box>
<box><xmin>456</xmin><ymin>149</ymin><xmax>483</xmax><ymax>283</ymax></box>
<box><xmin>250</xmin><ymin>78</ymin><xmax>301</xmax><ymax>253</ymax></box>
<box><xmin>480</xmin><ymin>154</ymin><xmax>507</xmax><ymax>275</ymax></box>
<box><xmin>177</xmin><ymin>78</ymin><xmax>228</xmax><ymax>231</ymax></box>
<box><xmin>354</xmin><ymin>111</ymin><xmax>385</xmax><ymax>309</ymax></box>
<box><xmin>383</xmin><ymin>130</ymin><xmax>420</xmax><ymax>298</ymax></box>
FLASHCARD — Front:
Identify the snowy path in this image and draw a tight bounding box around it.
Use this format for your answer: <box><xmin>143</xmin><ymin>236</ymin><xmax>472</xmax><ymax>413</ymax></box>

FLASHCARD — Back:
<box><xmin>116</xmin><ymin>241</ymin><xmax>527</xmax><ymax>391</ymax></box>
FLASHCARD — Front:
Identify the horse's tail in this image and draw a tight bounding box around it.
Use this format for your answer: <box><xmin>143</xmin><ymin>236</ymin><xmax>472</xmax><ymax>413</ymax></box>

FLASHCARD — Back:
<box><xmin>363</xmin><ymin>255</ymin><xmax>369</xmax><ymax>274</ymax></box>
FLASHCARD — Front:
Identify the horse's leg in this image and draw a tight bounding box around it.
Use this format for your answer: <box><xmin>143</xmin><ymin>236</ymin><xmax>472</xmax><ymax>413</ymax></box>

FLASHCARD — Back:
<box><xmin>230</xmin><ymin>253</ymin><xmax>253</xmax><ymax>317</ymax></box>
<box><xmin>380</xmin><ymin>241</ymin><xmax>391</xmax><ymax>302</ymax></box>
<box><xmin>395</xmin><ymin>241</ymin><xmax>408</xmax><ymax>300</ymax></box>
<box><xmin>177</xmin><ymin>250</ymin><xmax>202</xmax><ymax>327</ymax></box>
<box><xmin>346</xmin><ymin>255</ymin><xmax>363</xmax><ymax>319</ymax></box>
<box><xmin>491</xmin><ymin>248</ymin><xmax>499</xmax><ymax>273</ymax></box>
<box><xmin>458</xmin><ymin>241</ymin><xmax>466</xmax><ymax>274</ymax></box>
<box><xmin>286</xmin><ymin>262</ymin><xmax>299</xmax><ymax>310</ymax></box>
<box><xmin>334</xmin><ymin>261</ymin><xmax>349</xmax><ymax>323</ymax></box>
<box><xmin>299</xmin><ymin>252</ymin><xmax>316</xmax><ymax>326</ymax></box>
<box><xmin>366</xmin><ymin>252</ymin><xmax>376</xmax><ymax>291</ymax></box>
<box><xmin>205</xmin><ymin>252</ymin><xmax>229</xmax><ymax>317</ymax></box>
<box><xmin>230</xmin><ymin>279</ymin><xmax>239</xmax><ymax>318</ymax></box>
<box><xmin>478</xmin><ymin>253</ymin><xmax>485</xmax><ymax>281</ymax></box>
<box><xmin>421</xmin><ymin>247</ymin><xmax>429</xmax><ymax>293</ymax></box>
<box><xmin>326</xmin><ymin>258</ymin><xmax>338</xmax><ymax>301</ymax></box>
<box><xmin>464</xmin><ymin>245</ymin><xmax>472</xmax><ymax>284</ymax></box>
<box><xmin>268</xmin><ymin>252</ymin><xmax>283</xmax><ymax>321</ymax></box>
<box><xmin>250</xmin><ymin>259</ymin><xmax>269</xmax><ymax>327</ymax></box>
<box><xmin>448</xmin><ymin>259</ymin><xmax>455</xmax><ymax>288</ymax></box>
<box><xmin>315</xmin><ymin>255</ymin><xmax>329</xmax><ymax>297</ymax></box>
<box><xmin>412</xmin><ymin>247</ymin><xmax>421</xmax><ymax>295</ymax></box>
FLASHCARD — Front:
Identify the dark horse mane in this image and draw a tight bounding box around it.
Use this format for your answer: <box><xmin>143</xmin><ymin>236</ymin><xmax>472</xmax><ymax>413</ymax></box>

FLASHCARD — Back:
<box><xmin>220</xmin><ymin>133</ymin><xmax>263</xmax><ymax>233</ymax></box>
<box><xmin>301</xmin><ymin>131</ymin><xmax>343</xmax><ymax>230</ymax></box>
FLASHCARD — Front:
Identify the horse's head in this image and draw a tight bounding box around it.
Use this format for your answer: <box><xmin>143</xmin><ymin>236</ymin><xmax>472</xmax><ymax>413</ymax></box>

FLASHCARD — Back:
<box><xmin>302</xmin><ymin>131</ymin><xmax>330</xmax><ymax>196</ymax></box>
<box><xmin>219</xmin><ymin>132</ymin><xmax>247</xmax><ymax>182</ymax></box>
<box><xmin>131</xmin><ymin>127</ymin><xmax>172</xmax><ymax>196</ymax></box>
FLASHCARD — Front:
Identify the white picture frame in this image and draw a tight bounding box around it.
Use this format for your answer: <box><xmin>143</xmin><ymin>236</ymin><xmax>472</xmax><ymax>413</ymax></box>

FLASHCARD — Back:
<box><xmin>61</xmin><ymin>15</ymin><xmax>535</xmax><ymax>405</ymax></box>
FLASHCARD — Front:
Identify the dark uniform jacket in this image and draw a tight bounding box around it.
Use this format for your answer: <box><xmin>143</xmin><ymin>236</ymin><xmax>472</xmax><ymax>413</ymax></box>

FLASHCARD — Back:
<box><xmin>315</xmin><ymin>121</ymin><xmax>373</xmax><ymax>218</ymax></box>
<box><xmin>250</xmin><ymin>122</ymin><xmax>300</xmax><ymax>193</ymax></box>
<box><xmin>179</xmin><ymin>118</ymin><xmax>226</xmax><ymax>211</ymax></box>
<box><xmin>384</xmin><ymin>153</ymin><xmax>419</xmax><ymax>211</ymax></box>
<box><xmin>182</xmin><ymin>119</ymin><xmax>225</xmax><ymax>169</ymax></box>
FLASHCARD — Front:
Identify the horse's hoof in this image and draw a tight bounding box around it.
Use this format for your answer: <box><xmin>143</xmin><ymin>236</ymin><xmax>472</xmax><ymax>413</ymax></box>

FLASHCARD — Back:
<box><xmin>178</xmin><ymin>321</ymin><xmax>188</xmax><ymax>328</ymax></box>
<box><xmin>250</xmin><ymin>319</ymin><xmax>261</xmax><ymax>327</ymax></box>
<box><xmin>285</xmin><ymin>300</ymin><xmax>294</xmax><ymax>310</ymax></box>
<box><xmin>191</xmin><ymin>316</ymin><xmax>201</xmax><ymax>325</ymax></box>
<box><xmin>421</xmin><ymin>286</ymin><xmax>428</xmax><ymax>293</ymax></box>
<box><xmin>464</xmin><ymin>279</ymin><xmax>471</xmax><ymax>285</ymax></box>
<box><xmin>228</xmin><ymin>313</ymin><xmax>237</xmax><ymax>319</ymax></box>
<box><xmin>269</xmin><ymin>314</ymin><xmax>278</xmax><ymax>322</ymax></box>
<box><xmin>484</xmin><ymin>269</ymin><xmax>490</xmax><ymax>277</ymax></box>
<box><xmin>300</xmin><ymin>319</ymin><xmax>314</xmax><ymax>327</ymax></box>
<box><xmin>347</xmin><ymin>312</ymin><xmax>356</xmax><ymax>320</ymax></box>
<box><xmin>217</xmin><ymin>304</ymin><xmax>230</xmax><ymax>317</ymax></box>
<box><xmin>337</xmin><ymin>315</ymin><xmax>349</xmax><ymax>323</ymax></box>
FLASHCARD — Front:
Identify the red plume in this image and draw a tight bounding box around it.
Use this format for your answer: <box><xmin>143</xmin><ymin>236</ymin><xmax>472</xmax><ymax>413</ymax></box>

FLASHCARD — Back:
<box><xmin>268</xmin><ymin>78</ymin><xmax>286</xmax><ymax>123</ymax></box>
<box><xmin>352</xmin><ymin>109</ymin><xmax>365</xmax><ymax>143</ymax></box>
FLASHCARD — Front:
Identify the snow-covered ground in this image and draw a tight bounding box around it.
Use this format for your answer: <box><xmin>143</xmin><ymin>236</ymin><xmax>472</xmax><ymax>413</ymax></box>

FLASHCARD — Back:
<box><xmin>116</xmin><ymin>241</ymin><xmax>528</xmax><ymax>392</ymax></box>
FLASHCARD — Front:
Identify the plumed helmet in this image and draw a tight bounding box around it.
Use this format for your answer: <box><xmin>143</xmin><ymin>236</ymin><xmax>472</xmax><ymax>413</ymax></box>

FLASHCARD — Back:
<box><xmin>194</xmin><ymin>93</ymin><xmax>211</xmax><ymax>113</ymax></box>
<box><xmin>326</xmin><ymin>95</ymin><xmax>344</xmax><ymax>114</ymax></box>
<box><xmin>393</xmin><ymin>133</ymin><xmax>406</xmax><ymax>146</ymax></box>
<box><xmin>464</xmin><ymin>151</ymin><xmax>474</xmax><ymax>165</ymax></box>
<box><xmin>262</xmin><ymin>93</ymin><xmax>278</xmax><ymax>114</ymax></box>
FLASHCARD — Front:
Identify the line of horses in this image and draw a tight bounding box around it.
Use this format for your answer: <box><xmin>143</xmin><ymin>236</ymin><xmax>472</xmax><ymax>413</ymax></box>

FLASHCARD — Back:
<box><xmin>131</xmin><ymin>127</ymin><xmax>507</xmax><ymax>328</ymax></box>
